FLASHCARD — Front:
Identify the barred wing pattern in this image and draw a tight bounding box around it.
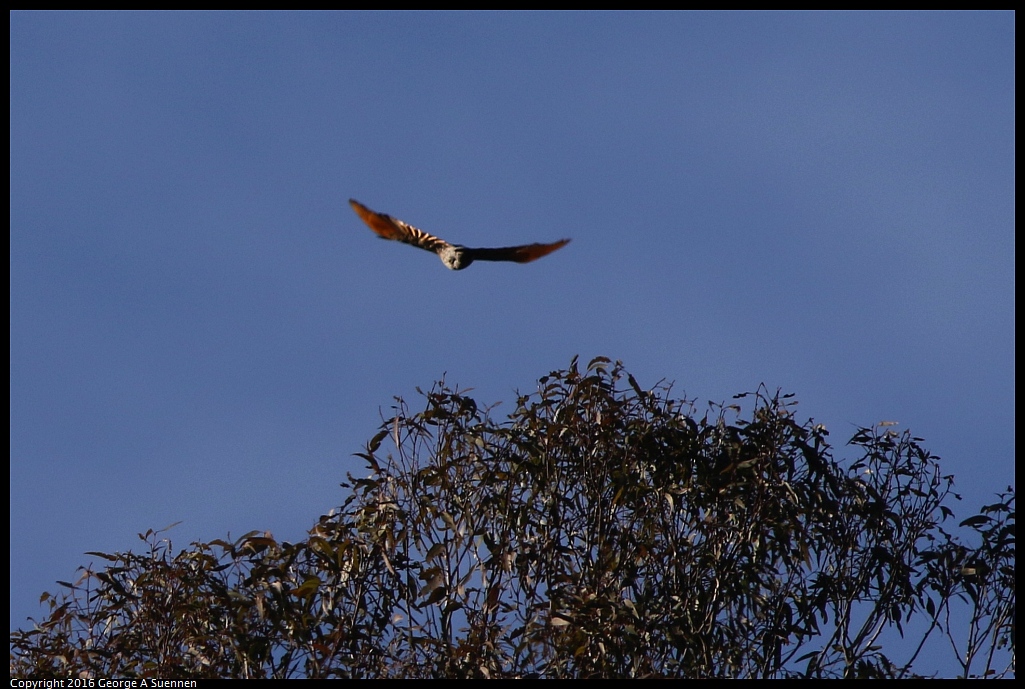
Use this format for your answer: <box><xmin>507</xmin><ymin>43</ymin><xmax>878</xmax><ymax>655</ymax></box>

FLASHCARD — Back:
<box><xmin>349</xmin><ymin>199</ymin><xmax>449</xmax><ymax>255</ymax></box>
<box><xmin>349</xmin><ymin>199</ymin><xmax>570</xmax><ymax>271</ymax></box>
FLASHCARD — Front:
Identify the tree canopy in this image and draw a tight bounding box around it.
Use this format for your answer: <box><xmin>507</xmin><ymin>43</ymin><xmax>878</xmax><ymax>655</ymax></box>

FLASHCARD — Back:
<box><xmin>10</xmin><ymin>357</ymin><xmax>1015</xmax><ymax>678</ymax></box>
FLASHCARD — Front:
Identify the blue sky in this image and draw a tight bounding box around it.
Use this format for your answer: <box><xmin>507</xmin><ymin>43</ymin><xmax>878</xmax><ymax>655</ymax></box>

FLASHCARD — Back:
<box><xmin>10</xmin><ymin>12</ymin><xmax>1014</xmax><ymax>668</ymax></box>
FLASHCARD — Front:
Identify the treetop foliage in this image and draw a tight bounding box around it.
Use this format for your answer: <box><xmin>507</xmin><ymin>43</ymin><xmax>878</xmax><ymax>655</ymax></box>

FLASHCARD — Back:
<box><xmin>10</xmin><ymin>357</ymin><xmax>1015</xmax><ymax>678</ymax></box>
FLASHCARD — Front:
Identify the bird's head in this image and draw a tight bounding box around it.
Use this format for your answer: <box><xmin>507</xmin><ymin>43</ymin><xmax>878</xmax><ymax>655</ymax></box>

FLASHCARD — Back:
<box><xmin>439</xmin><ymin>245</ymin><xmax>473</xmax><ymax>270</ymax></box>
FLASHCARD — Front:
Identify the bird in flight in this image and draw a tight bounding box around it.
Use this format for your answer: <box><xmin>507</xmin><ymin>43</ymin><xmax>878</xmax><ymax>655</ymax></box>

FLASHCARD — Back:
<box><xmin>349</xmin><ymin>199</ymin><xmax>570</xmax><ymax>271</ymax></box>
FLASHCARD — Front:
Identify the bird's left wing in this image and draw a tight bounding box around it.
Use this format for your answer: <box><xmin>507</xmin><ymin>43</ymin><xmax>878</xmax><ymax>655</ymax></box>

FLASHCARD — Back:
<box><xmin>468</xmin><ymin>239</ymin><xmax>571</xmax><ymax>264</ymax></box>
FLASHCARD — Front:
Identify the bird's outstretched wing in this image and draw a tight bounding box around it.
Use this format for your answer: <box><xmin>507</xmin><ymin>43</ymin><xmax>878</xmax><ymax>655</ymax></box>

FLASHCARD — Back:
<box><xmin>349</xmin><ymin>199</ymin><xmax>449</xmax><ymax>254</ymax></box>
<box><xmin>467</xmin><ymin>241</ymin><xmax>571</xmax><ymax>264</ymax></box>
<box><xmin>349</xmin><ymin>199</ymin><xmax>570</xmax><ymax>271</ymax></box>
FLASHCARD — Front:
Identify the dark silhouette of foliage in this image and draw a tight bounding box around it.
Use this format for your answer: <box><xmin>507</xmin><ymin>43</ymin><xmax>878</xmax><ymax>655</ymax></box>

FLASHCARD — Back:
<box><xmin>10</xmin><ymin>357</ymin><xmax>1015</xmax><ymax>678</ymax></box>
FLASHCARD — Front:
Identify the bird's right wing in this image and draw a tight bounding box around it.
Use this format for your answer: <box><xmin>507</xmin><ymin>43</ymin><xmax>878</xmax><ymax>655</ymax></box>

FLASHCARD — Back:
<box><xmin>349</xmin><ymin>199</ymin><xmax>450</xmax><ymax>255</ymax></box>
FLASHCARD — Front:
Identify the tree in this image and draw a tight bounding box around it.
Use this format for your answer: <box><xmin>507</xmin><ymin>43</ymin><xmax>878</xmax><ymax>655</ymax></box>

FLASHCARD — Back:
<box><xmin>10</xmin><ymin>357</ymin><xmax>1015</xmax><ymax>678</ymax></box>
